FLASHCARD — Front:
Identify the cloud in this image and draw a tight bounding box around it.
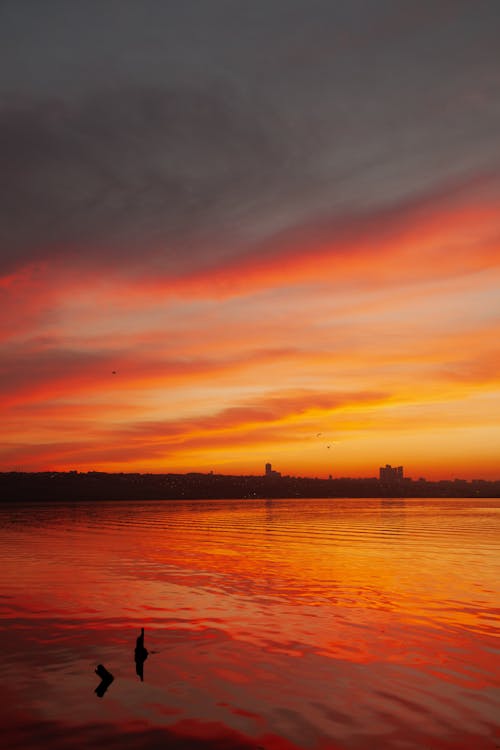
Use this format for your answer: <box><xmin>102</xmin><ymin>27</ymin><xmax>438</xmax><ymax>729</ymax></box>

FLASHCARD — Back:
<box><xmin>0</xmin><ymin>341</ymin><xmax>299</xmax><ymax>407</ymax></box>
<box><xmin>1</xmin><ymin>2</ymin><xmax>500</xmax><ymax>477</ymax></box>
<box><xmin>162</xmin><ymin>172</ymin><xmax>500</xmax><ymax>298</ymax></box>
<box><xmin>0</xmin><ymin>84</ymin><xmax>309</xmax><ymax>275</ymax></box>
<box><xmin>0</xmin><ymin>387</ymin><xmax>388</xmax><ymax>469</ymax></box>
<box><xmin>127</xmin><ymin>389</ymin><xmax>388</xmax><ymax>438</ymax></box>
<box><xmin>2</xmin><ymin>74</ymin><xmax>499</xmax><ymax>286</ymax></box>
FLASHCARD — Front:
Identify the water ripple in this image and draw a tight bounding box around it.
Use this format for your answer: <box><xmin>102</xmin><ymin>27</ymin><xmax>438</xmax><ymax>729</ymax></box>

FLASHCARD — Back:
<box><xmin>0</xmin><ymin>497</ymin><xmax>498</xmax><ymax>749</ymax></box>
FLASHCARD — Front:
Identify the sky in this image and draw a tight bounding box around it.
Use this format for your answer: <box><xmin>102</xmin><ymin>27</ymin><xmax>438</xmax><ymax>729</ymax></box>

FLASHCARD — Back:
<box><xmin>1</xmin><ymin>0</ymin><xmax>499</xmax><ymax>479</ymax></box>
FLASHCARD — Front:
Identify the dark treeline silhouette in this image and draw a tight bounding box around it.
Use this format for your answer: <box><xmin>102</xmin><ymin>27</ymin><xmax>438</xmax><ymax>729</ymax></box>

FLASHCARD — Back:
<box><xmin>1</xmin><ymin>471</ymin><xmax>499</xmax><ymax>501</ymax></box>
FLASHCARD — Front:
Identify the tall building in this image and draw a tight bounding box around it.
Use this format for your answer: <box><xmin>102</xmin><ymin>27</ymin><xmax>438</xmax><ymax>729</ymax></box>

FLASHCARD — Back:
<box><xmin>379</xmin><ymin>464</ymin><xmax>403</xmax><ymax>482</ymax></box>
<box><xmin>265</xmin><ymin>462</ymin><xmax>281</xmax><ymax>478</ymax></box>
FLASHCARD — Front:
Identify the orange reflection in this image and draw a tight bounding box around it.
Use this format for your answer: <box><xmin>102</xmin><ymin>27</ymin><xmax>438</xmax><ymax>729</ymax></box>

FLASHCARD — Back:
<box><xmin>1</xmin><ymin>499</ymin><xmax>498</xmax><ymax>749</ymax></box>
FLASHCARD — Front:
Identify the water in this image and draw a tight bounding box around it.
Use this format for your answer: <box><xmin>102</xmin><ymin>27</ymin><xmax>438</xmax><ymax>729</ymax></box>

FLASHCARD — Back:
<box><xmin>0</xmin><ymin>498</ymin><xmax>498</xmax><ymax>750</ymax></box>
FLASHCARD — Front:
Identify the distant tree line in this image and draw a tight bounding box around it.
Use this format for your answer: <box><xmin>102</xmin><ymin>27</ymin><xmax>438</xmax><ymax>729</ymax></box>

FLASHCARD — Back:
<box><xmin>1</xmin><ymin>471</ymin><xmax>499</xmax><ymax>501</ymax></box>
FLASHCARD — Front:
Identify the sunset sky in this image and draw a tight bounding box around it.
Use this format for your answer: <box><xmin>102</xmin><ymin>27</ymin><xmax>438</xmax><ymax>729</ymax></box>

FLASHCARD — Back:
<box><xmin>1</xmin><ymin>0</ymin><xmax>499</xmax><ymax>479</ymax></box>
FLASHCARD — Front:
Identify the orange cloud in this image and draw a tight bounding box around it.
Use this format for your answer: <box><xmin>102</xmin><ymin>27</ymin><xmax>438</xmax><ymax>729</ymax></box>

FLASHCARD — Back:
<box><xmin>132</xmin><ymin>175</ymin><xmax>500</xmax><ymax>300</ymax></box>
<box><xmin>1</xmin><ymin>175</ymin><xmax>499</xmax><ymax>478</ymax></box>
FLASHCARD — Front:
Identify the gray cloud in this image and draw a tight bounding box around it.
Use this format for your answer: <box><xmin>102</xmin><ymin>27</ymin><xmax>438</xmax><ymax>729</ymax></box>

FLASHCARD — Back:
<box><xmin>0</xmin><ymin>84</ymin><xmax>305</xmax><ymax>274</ymax></box>
<box><xmin>1</xmin><ymin>0</ymin><xmax>500</xmax><ymax>277</ymax></box>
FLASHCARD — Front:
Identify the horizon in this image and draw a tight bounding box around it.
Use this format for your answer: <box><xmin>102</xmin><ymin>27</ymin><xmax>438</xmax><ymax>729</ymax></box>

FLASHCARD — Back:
<box><xmin>1</xmin><ymin>1</ymin><xmax>499</xmax><ymax>480</ymax></box>
<box><xmin>3</xmin><ymin>465</ymin><xmax>499</xmax><ymax>484</ymax></box>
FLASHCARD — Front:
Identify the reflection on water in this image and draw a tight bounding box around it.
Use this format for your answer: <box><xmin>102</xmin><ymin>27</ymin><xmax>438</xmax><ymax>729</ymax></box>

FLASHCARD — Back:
<box><xmin>0</xmin><ymin>498</ymin><xmax>498</xmax><ymax>749</ymax></box>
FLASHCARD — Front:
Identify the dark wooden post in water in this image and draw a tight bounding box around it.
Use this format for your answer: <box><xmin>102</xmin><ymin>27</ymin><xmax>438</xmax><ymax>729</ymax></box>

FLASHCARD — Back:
<box><xmin>134</xmin><ymin>627</ymin><xmax>149</xmax><ymax>681</ymax></box>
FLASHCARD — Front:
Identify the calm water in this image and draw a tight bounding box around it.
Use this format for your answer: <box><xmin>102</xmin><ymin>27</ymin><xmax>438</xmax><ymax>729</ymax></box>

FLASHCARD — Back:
<box><xmin>0</xmin><ymin>498</ymin><xmax>498</xmax><ymax>750</ymax></box>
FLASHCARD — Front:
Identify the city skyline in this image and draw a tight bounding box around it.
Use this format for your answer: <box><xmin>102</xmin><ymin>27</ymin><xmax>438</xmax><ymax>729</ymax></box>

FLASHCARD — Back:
<box><xmin>1</xmin><ymin>1</ymin><xmax>499</xmax><ymax>480</ymax></box>
<box><xmin>2</xmin><ymin>462</ymin><xmax>498</xmax><ymax>485</ymax></box>
<box><xmin>2</xmin><ymin>465</ymin><xmax>499</xmax><ymax>505</ymax></box>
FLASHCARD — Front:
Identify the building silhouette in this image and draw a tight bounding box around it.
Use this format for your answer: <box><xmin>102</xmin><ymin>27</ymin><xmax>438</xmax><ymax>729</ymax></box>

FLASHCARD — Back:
<box><xmin>379</xmin><ymin>464</ymin><xmax>403</xmax><ymax>482</ymax></box>
<box><xmin>265</xmin><ymin>462</ymin><xmax>281</xmax><ymax>478</ymax></box>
